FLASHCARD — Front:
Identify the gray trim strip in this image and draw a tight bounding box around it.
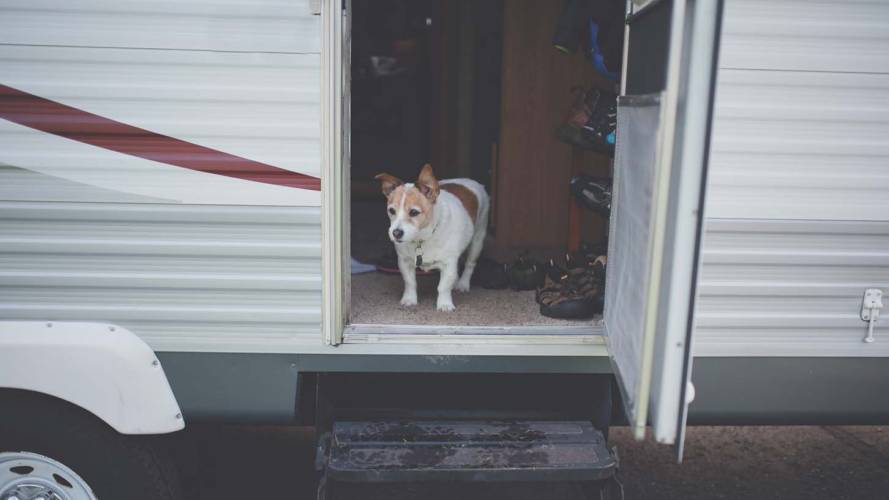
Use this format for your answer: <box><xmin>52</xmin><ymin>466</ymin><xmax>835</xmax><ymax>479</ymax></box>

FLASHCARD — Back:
<box><xmin>690</xmin><ymin>357</ymin><xmax>889</xmax><ymax>425</ymax></box>
<box><xmin>158</xmin><ymin>353</ymin><xmax>889</xmax><ymax>425</ymax></box>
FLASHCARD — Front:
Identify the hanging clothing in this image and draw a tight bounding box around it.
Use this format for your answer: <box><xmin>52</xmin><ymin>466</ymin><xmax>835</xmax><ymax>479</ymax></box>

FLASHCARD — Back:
<box><xmin>552</xmin><ymin>0</ymin><xmax>624</xmax><ymax>81</ymax></box>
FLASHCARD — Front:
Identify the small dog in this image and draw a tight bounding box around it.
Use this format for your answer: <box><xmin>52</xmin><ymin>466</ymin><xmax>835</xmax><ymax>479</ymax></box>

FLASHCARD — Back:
<box><xmin>375</xmin><ymin>164</ymin><xmax>489</xmax><ymax>311</ymax></box>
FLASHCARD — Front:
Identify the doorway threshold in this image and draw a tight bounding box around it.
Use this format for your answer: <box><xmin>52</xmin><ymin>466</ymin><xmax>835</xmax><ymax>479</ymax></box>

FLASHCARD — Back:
<box><xmin>343</xmin><ymin>322</ymin><xmax>605</xmax><ymax>345</ymax></box>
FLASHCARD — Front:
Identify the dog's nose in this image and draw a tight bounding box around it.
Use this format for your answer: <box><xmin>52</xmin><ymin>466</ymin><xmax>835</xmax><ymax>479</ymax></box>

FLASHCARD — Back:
<box><xmin>392</xmin><ymin>228</ymin><xmax>404</xmax><ymax>240</ymax></box>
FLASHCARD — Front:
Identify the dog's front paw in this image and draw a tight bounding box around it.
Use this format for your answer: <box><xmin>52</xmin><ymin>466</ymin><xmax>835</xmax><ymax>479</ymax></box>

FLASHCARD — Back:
<box><xmin>400</xmin><ymin>294</ymin><xmax>418</xmax><ymax>307</ymax></box>
<box><xmin>454</xmin><ymin>279</ymin><xmax>471</xmax><ymax>293</ymax></box>
<box><xmin>436</xmin><ymin>300</ymin><xmax>456</xmax><ymax>312</ymax></box>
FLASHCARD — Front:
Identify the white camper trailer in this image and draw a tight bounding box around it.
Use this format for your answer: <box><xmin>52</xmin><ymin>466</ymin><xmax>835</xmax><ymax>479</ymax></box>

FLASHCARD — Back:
<box><xmin>1</xmin><ymin>0</ymin><xmax>887</xmax><ymax>497</ymax></box>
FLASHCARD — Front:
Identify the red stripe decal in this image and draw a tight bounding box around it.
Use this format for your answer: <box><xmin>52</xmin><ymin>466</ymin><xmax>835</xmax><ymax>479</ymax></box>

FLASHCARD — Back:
<box><xmin>0</xmin><ymin>84</ymin><xmax>320</xmax><ymax>191</ymax></box>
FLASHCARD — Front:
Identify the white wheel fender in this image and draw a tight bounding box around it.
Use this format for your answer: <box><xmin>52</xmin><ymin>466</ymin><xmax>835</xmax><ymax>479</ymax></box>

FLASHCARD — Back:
<box><xmin>0</xmin><ymin>321</ymin><xmax>184</xmax><ymax>434</ymax></box>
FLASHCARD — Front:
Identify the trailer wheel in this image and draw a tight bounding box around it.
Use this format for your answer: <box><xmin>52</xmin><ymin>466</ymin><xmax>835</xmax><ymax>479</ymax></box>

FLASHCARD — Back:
<box><xmin>0</xmin><ymin>390</ymin><xmax>182</xmax><ymax>500</ymax></box>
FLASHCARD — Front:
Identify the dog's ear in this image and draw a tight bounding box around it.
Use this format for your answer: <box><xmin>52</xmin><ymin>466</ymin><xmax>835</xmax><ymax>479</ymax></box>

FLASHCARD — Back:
<box><xmin>374</xmin><ymin>173</ymin><xmax>403</xmax><ymax>197</ymax></box>
<box><xmin>416</xmin><ymin>163</ymin><xmax>439</xmax><ymax>202</ymax></box>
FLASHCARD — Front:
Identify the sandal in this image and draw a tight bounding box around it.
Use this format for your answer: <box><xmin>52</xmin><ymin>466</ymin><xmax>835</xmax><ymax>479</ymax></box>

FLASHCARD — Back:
<box><xmin>536</xmin><ymin>259</ymin><xmax>569</xmax><ymax>304</ymax></box>
<box><xmin>539</xmin><ymin>260</ymin><xmax>606</xmax><ymax>319</ymax></box>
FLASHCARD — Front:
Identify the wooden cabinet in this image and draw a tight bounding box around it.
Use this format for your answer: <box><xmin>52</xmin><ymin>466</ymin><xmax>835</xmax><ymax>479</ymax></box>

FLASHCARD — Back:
<box><xmin>492</xmin><ymin>0</ymin><xmax>610</xmax><ymax>259</ymax></box>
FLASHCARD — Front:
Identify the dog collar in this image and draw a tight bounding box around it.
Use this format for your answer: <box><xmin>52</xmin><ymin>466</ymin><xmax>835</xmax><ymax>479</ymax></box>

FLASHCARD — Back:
<box><xmin>414</xmin><ymin>221</ymin><xmax>439</xmax><ymax>267</ymax></box>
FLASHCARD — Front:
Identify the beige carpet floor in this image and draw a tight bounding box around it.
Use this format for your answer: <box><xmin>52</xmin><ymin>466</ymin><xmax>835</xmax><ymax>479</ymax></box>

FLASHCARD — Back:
<box><xmin>350</xmin><ymin>272</ymin><xmax>599</xmax><ymax>327</ymax></box>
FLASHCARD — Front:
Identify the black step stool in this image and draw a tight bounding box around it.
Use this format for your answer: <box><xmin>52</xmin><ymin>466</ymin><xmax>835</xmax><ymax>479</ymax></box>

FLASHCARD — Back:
<box><xmin>316</xmin><ymin>420</ymin><xmax>622</xmax><ymax>499</ymax></box>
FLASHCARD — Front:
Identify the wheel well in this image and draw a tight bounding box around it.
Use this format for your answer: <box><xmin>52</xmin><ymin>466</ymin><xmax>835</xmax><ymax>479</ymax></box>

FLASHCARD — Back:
<box><xmin>0</xmin><ymin>388</ymin><xmax>118</xmax><ymax>432</ymax></box>
<box><xmin>0</xmin><ymin>322</ymin><xmax>183</xmax><ymax>434</ymax></box>
<box><xmin>0</xmin><ymin>389</ymin><xmax>184</xmax><ymax>500</ymax></box>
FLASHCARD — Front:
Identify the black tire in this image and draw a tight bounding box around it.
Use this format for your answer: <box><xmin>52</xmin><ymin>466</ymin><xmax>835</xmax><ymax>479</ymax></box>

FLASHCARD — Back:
<box><xmin>0</xmin><ymin>389</ymin><xmax>183</xmax><ymax>500</ymax></box>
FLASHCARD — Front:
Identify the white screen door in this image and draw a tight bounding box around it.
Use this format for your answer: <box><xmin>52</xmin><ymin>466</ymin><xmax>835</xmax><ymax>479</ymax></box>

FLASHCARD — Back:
<box><xmin>603</xmin><ymin>0</ymin><xmax>723</xmax><ymax>455</ymax></box>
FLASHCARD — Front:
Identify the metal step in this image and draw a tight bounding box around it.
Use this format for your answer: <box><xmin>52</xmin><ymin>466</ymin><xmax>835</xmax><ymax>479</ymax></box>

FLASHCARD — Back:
<box><xmin>319</xmin><ymin>420</ymin><xmax>617</xmax><ymax>483</ymax></box>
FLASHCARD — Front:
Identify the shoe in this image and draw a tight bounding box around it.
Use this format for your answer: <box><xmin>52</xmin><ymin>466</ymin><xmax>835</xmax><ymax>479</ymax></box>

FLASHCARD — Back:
<box><xmin>556</xmin><ymin>87</ymin><xmax>617</xmax><ymax>156</ymax></box>
<box><xmin>565</xmin><ymin>252</ymin><xmax>582</xmax><ymax>270</ymax></box>
<box><xmin>567</xmin><ymin>240</ymin><xmax>608</xmax><ymax>268</ymax></box>
<box><xmin>570</xmin><ymin>175</ymin><xmax>612</xmax><ymax>216</ymax></box>
<box><xmin>539</xmin><ymin>261</ymin><xmax>606</xmax><ymax>320</ymax></box>
<box><xmin>536</xmin><ymin>272</ymin><xmax>566</xmax><ymax>306</ymax></box>
<box><xmin>544</xmin><ymin>258</ymin><xmax>568</xmax><ymax>281</ymax></box>
<box><xmin>508</xmin><ymin>254</ymin><xmax>546</xmax><ymax>291</ymax></box>
<box><xmin>552</xmin><ymin>0</ymin><xmax>591</xmax><ymax>54</ymax></box>
<box><xmin>475</xmin><ymin>257</ymin><xmax>510</xmax><ymax>289</ymax></box>
<box><xmin>536</xmin><ymin>259</ymin><xmax>569</xmax><ymax>303</ymax></box>
<box><xmin>564</xmin><ymin>246</ymin><xmax>590</xmax><ymax>271</ymax></box>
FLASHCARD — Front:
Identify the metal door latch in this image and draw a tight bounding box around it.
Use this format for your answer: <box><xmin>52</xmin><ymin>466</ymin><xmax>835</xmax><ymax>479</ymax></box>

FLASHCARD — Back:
<box><xmin>860</xmin><ymin>289</ymin><xmax>883</xmax><ymax>343</ymax></box>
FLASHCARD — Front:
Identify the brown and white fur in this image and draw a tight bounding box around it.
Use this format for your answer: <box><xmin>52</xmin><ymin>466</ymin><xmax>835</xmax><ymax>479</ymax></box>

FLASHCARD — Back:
<box><xmin>375</xmin><ymin>164</ymin><xmax>489</xmax><ymax>311</ymax></box>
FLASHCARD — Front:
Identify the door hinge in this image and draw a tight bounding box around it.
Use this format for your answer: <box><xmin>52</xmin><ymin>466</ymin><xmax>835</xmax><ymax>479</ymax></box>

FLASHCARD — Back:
<box><xmin>860</xmin><ymin>288</ymin><xmax>883</xmax><ymax>343</ymax></box>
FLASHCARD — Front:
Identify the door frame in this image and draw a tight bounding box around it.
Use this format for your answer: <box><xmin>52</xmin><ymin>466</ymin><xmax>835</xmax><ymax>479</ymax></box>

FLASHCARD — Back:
<box><xmin>322</xmin><ymin>0</ymin><xmax>608</xmax><ymax>346</ymax></box>
<box><xmin>321</xmin><ymin>0</ymin><xmax>349</xmax><ymax>346</ymax></box>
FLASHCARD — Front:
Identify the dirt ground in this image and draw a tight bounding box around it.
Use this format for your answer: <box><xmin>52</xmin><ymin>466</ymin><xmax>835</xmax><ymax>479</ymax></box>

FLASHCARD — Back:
<box><xmin>184</xmin><ymin>424</ymin><xmax>889</xmax><ymax>500</ymax></box>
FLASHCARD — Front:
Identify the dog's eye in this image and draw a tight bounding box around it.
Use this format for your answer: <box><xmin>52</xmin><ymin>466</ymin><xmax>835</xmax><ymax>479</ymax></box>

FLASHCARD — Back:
<box><xmin>409</xmin><ymin>209</ymin><xmax>421</xmax><ymax>217</ymax></box>
<box><xmin>388</xmin><ymin>207</ymin><xmax>396</xmax><ymax>216</ymax></box>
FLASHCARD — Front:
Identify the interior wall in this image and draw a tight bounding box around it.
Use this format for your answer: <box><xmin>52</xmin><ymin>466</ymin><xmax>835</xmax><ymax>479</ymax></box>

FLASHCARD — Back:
<box><xmin>350</xmin><ymin>0</ymin><xmax>433</xmax><ymax>198</ymax></box>
<box><xmin>351</xmin><ymin>0</ymin><xmax>500</xmax><ymax>197</ymax></box>
<box><xmin>428</xmin><ymin>0</ymin><xmax>502</xmax><ymax>184</ymax></box>
<box><xmin>492</xmin><ymin>0</ymin><xmax>611</xmax><ymax>259</ymax></box>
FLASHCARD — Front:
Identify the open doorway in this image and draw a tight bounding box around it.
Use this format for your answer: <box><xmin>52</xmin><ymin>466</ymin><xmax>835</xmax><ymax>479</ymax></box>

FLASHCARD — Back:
<box><xmin>348</xmin><ymin>0</ymin><xmax>623</xmax><ymax>330</ymax></box>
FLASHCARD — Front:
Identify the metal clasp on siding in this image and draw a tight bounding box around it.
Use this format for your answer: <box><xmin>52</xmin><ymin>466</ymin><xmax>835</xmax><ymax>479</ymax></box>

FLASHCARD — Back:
<box><xmin>861</xmin><ymin>289</ymin><xmax>884</xmax><ymax>343</ymax></box>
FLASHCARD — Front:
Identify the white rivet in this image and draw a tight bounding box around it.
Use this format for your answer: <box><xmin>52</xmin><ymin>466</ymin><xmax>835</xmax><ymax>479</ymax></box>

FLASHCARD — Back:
<box><xmin>152</xmin><ymin>360</ymin><xmax>159</xmax><ymax>367</ymax></box>
<box><xmin>109</xmin><ymin>326</ymin><xmax>116</xmax><ymax>332</ymax></box>
<box><xmin>46</xmin><ymin>322</ymin><xmax>53</xmax><ymax>328</ymax></box>
<box><xmin>175</xmin><ymin>413</ymin><xmax>182</xmax><ymax>420</ymax></box>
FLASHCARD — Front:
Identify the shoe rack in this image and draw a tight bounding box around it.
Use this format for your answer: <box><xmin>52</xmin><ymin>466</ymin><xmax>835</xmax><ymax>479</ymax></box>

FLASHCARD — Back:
<box><xmin>491</xmin><ymin>0</ymin><xmax>612</xmax><ymax>261</ymax></box>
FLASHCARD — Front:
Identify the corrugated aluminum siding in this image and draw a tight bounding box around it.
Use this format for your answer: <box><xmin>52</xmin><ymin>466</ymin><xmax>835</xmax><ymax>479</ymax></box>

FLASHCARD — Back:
<box><xmin>0</xmin><ymin>203</ymin><xmax>322</xmax><ymax>352</ymax></box>
<box><xmin>707</xmin><ymin>70</ymin><xmax>889</xmax><ymax>221</ymax></box>
<box><xmin>0</xmin><ymin>0</ymin><xmax>320</xmax><ymax>53</ymax></box>
<box><xmin>698</xmin><ymin>0</ymin><xmax>889</xmax><ymax>356</ymax></box>
<box><xmin>0</xmin><ymin>0</ymin><xmax>323</xmax><ymax>352</ymax></box>
<box><xmin>719</xmin><ymin>0</ymin><xmax>889</xmax><ymax>74</ymax></box>
<box><xmin>0</xmin><ymin>44</ymin><xmax>322</xmax><ymax>203</ymax></box>
<box><xmin>698</xmin><ymin>220</ymin><xmax>889</xmax><ymax>356</ymax></box>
